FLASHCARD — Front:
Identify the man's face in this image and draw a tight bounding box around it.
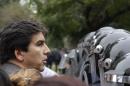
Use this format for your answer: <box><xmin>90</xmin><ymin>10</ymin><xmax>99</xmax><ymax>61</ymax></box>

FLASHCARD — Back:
<box><xmin>22</xmin><ymin>32</ymin><xmax>50</xmax><ymax>71</ymax></box>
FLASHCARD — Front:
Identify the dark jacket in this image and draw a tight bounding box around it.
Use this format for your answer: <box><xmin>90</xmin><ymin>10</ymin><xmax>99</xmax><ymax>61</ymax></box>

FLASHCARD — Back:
<box><xmin>1</xmin><ymin>62</ymin><xmax>21</xmax><ymax>76</ymax></box>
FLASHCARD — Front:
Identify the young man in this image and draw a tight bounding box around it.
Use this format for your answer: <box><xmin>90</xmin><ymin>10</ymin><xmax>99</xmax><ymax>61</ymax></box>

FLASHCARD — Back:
<box><xmin>0</xmin><ymin>20</ymin><xmax>57</xmax><ymax>77</ymax></box>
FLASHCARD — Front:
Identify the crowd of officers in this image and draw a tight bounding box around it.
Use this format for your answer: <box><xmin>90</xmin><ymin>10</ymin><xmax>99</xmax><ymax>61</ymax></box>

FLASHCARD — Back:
<box><xmin>64</xmin><ymin>27</ymin><xmax>130</xmax><ymax>86</ymax></box>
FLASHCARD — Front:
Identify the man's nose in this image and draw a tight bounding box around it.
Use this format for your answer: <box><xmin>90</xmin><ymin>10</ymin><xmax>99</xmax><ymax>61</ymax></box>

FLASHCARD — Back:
<box><xmin>43</xmin><ymin>44</ymin><xmax>50</xmax><ymax>55</ymax></box>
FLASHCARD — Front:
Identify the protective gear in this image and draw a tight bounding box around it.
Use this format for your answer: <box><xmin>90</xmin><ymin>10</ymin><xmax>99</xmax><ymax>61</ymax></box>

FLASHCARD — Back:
<box><xmin>83</xmin><ymin>32</ymin><xmax>95</xmax><ymax>54</ymax></box>
<box><xmin>99</xmin><ymin>37</ymin><xmax>130</xmax><ymax>86</ymax></box>
<box><xmin>94</xmin><ymin>29</ymin><xmax>130</xmax><ymax>76</ymax></box>
<box><xmin>95</xmin><ymin>26</ymin><xmax>115</xmax><ymax>36</ymax></box>
<box><xmin>77</xmin><ymin>32</ymin><xmax>95</xmax><ymax>62</ymax></box>
<box><xmin>78</xmin><ymin>32</ymin><xmax>96</xmax><ymax>85</ymax></box>
<box><xmin>87</xmin><ymin>28</ymin><xmax>130</xmax><ymax>86</ymax></box>
<box><xmin>94</xmin><ymin>29</ymin><xmax>130</xmax><ymax>86</ymax></box>
<box><xmin>82</xmin><ymin>27</ymin><xmax>115</xmax><ymax>86</ymax></box>
<box><xmin>78</xmin><ymin>27</ymin><xmax>115</xmax><ymax>86</ymax></box>
<box><xmin>65</xmin><ymin>49</ymin><xmax>80</xmax><ymax>76</ymax></box>
<box><xmin>94</xmin><ymin>29</ymin><xmax>130</xmax><ymax>59</ymax></box>
<box><xmin>91</xmin><ymin>27</ymin><xmax>115</xmax><ymax>54</ymax></box>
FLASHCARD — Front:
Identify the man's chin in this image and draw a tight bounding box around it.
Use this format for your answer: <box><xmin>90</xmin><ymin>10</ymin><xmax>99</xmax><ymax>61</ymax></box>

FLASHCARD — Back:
<box><xmin>39</xmin><ymin>66</ymin><xmax>45</xmax><ymax>72</ymax></box>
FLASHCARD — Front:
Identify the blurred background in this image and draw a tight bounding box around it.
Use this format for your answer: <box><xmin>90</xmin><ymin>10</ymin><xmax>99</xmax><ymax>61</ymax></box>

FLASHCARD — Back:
<box><xmin>1</xmin><ymin>0</ymin><xmax>130</xmax><ymax>75</ymax></box>
<box><xmin>0</xmin><ymin>0</ymin><xmax>130</xmax><ymax>49</ymax></box>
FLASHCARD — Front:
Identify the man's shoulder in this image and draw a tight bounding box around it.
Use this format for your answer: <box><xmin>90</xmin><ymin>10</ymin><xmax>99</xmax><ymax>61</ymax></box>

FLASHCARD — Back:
<box><xmin>1</xmin><ymin>62</ymin><xmax>21</xmax><ymax>76</ymax></box>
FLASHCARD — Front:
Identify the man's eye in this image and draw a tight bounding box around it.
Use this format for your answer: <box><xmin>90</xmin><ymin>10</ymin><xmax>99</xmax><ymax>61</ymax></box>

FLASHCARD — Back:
<box><xmin>36</xmin><ymin>41</ymin><xmax>44</xmax><ymax>46</ymax></box>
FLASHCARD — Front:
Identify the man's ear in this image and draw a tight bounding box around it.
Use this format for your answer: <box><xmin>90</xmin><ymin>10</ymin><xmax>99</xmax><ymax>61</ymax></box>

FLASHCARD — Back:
<box><xmin>14</xmin><ymin>49</ymin><xmax>24</xmax><ymax>61</ymax></box>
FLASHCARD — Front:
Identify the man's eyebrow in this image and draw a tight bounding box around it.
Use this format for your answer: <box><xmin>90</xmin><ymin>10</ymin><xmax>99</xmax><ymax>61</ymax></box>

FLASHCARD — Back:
<box><xmin>37</xmin><ymin>40</ymin><xmax>45</xmax><ymax>43</ymax></box>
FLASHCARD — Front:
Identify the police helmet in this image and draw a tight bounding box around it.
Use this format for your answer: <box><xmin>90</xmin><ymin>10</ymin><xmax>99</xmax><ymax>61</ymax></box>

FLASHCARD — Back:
<box><xmin>99</xmin><ymin>37</ymin><xmax>130</xmax><ymax>86</ymax></box>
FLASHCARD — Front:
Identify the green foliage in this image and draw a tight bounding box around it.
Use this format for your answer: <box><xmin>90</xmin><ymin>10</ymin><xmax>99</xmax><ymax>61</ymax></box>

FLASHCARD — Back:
<box><xmin>0</xmin><ymin>0</ymin><xmax>130</xmax><ymax>48</ymax></box>
<box><xmin>0</xmin><ymin>0</ymin><xmax>19</xmax><ymax>7</ymax></box>
<box><xmin>30</xmin><ymin>0</ymin><xmax>130</xmax><ymax>48</ymax></box>
<box><xmin>30</xmin><ymin>0</ymin><xmax>84</xmax><ymax>48</ymax></box>
<box><xmin>0</xmin><ymin>0</ymin><xmax>10</xmax><ymax>7</ymax></box>
<box><xmin>0</xmin><ymin>2</ymin><xmax>34</xmax><ymax>28</ymax></box>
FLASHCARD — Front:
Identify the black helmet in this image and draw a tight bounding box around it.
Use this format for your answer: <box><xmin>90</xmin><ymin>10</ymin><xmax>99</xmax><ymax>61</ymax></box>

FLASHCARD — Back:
<box><xmin>99</xmin><ymin>37</ymin><xmax>130</xmax><ymax>86</ymax></box>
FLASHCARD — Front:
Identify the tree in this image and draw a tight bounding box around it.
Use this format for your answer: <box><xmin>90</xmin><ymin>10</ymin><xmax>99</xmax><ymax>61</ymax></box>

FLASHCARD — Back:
<box><xmin>29</xmin><ymin>0</ymin><xmax>130</xmax><ymax>48</ymax></box>
<box><xmin>0</xmin><ymin>0</ymin><xmax>19</xmax><ymax>7</ymax></box>
<box><xmin>0</xmin><ymin>1</ymin><xmax>35</xmax><ymax>28</ymax></box>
